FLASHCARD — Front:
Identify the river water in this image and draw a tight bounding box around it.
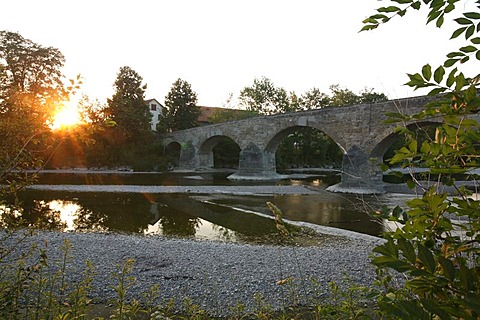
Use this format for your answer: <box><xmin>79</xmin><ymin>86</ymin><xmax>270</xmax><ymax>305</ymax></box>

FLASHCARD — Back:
<box><xmin>1</xmin><ymin>171</ymin><xmax>412</xmax><ymax>243</ymax></box>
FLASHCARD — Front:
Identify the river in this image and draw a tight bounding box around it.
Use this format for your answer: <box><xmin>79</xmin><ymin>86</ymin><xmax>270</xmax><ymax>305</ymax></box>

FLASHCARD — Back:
<box><xmin>1</xmin><ymin>170</ymin><xmax>412</xmax><ymax>243</ymax></box>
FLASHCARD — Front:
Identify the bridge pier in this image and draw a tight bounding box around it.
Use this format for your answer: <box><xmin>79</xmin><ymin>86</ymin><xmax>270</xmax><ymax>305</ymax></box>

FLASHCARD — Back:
<box><xmin>177</xmin><ymin>141</ymin><xmax>198</xmax><ymax>170</ymax></box>
<box><xmin>327</xmin><ymin>145</ymin><xmax>385</xmax><ymax>194</ymax></box>
<box><xmin>228</xmin><ymin>143</ymin><xmax>283</xmax><ymax>180</ymax></box>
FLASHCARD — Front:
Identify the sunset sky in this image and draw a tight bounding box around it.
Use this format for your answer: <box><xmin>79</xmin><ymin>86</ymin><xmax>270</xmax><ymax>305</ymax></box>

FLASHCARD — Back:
<box><xmin>1</xmin><ymin>0</ymin><xmax>469</xmax><ymax>107</ymax></box>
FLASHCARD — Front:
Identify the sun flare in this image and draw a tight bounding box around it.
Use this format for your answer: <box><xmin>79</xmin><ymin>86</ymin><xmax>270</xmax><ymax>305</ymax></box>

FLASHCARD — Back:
<box><xmin>51</xmin><ymin>102</ymin><xmax>82</xmax><ymax>130</ymax></box>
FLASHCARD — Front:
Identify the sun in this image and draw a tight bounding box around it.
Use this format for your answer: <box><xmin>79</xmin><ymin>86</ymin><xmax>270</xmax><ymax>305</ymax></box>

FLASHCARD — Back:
<box><xmin>51</xmin><ymin>101</ymin><xmax>82</xmax><ymax>130</ymax></box>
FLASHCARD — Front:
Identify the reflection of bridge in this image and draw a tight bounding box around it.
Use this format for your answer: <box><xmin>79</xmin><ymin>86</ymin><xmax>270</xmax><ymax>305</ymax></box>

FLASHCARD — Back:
<box><xmin>162</xmin><ymin>95</ymin><xmax>437</xmax><ymax>194</ymax></box>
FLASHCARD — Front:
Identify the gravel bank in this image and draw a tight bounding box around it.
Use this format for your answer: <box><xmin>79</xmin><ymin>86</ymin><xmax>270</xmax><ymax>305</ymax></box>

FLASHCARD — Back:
<box><xmin>4</xmin><ymin>230</ymin><xmax>382</xmax><ymax>316</ymax></box>
<box><xmin>27</xmin><ymin>184</ymin><xmax>319</xmax><ymax>195</ymax></box>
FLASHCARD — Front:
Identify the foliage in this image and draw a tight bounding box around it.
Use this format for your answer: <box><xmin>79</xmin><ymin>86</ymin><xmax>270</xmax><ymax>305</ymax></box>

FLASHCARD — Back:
<box><xmin>0</xmin><ymin>236</ymin><xmax>95</xmax><ymax>319</ymax></box>
<box><xmin>0</xmin><ymin>30</ymin><xmax>66</xmax><ymax>118</ymax></box>
<box><xmin>298</xmin><ymin>87</ymin><xmax>331</xmax><ymax>110</ymax></box>
<box><xmin>160</xmin><ymin>78</ymin><xmax>200</xmax><ymax>132</ymax></box>
<box><xmin>106</xmin><ymin>66</ymin><xmax>152</xmax><ymax>144</ymax></box>
<box><xmin>209</xmin><ymin>108</ymin><xmax>259</xmax><ymax>124</ymax></box>
<box><xmin>239</xmin><ymin>77</ymin><xmax>387</xmax><ymax>115</ymax></box>
<box><xmin>238</xmin><ymin>76</ymin><xmax>293</xmax><ymax>115</ymax></box>
<box><xmin>212</xmin><ymin>138</ymin><xmax>240</xmax><ymax>168</ymax></box>
<box><xmin>299</xmin><ymin>85</ymin><xmax>388</xmax><ymax>110</ymax></box>
<box><xmin>109</xmin><ymin>258</ymin><xmax>142</xmax><ymax>319</ymax></box>
<box><xmin>363</xmin><ymin>0</ymin><xmax>480</xmax><ymax>318</ymax></box>
<box><xmin>0</xmin><ymin>30</ymin><xmax>68</xmax><ymax>204</ymax></box>
<box><xmin>208</xmin><ymin>93</ymin><xmax>260</xmax><ymax>123</ymax></box>
<box><xmin>276</xmin><ymin>127</ymin><xmax>343</xmax><ymax>170</ymax></box>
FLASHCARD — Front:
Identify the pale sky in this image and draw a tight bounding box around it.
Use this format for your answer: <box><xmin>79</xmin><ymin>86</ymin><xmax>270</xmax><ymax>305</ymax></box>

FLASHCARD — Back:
<box><xmin>1</xmin><ymin>0</ymin><xmax>470</xmax><ymax>107</ymax></box>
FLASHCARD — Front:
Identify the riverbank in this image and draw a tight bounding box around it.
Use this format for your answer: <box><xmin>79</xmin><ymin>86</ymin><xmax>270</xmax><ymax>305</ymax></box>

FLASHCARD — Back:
<box><xmin>27</xmin><ymin>184</ymin><xmax>320</xmax><ymax>195</ymax></box>
<box><xmin>3</xmin><ymin>230</ymin><xmax>382</xmax><ymax>317</ymax></box>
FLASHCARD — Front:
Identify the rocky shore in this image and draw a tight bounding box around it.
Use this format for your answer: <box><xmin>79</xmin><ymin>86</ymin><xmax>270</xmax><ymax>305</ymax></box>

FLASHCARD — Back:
<box><xmin>4</xmin><ymin>230</ymin><xmax>382</xmax><ymax>316</ymax></box>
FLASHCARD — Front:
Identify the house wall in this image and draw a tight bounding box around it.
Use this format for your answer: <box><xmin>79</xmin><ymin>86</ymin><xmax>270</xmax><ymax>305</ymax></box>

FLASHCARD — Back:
<box><xmin>146</xmin><ymin>99</ymin><xmax>164</xmax><ymax>131</ymax></box>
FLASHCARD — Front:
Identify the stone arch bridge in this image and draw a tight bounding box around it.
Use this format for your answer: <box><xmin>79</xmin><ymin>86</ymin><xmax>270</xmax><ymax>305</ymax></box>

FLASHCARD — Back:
<box><xmin>161</xmin><ymin>95</ymin><xmax>439</xmax><ymax>193</ymax></box>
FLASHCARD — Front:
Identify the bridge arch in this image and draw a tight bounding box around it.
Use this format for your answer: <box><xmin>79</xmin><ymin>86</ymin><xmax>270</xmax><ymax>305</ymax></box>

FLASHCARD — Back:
<box><xmin>265</xmin><ymin>125</ymin><xmax>345</xmax><ymax>171</ymax></box>
<box><xmin>198</xmin><ymin>135</ymin><xmax>240</xmax><ymax>169</ymax></box>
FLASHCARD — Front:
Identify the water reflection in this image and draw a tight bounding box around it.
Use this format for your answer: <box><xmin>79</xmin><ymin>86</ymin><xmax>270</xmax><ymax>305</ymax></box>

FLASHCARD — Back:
<box><xmin>0</xmin><ymin>172</ymin><xmax>408</xmax><ymax>241</ymax></box>
<box><xmin>48</xmin><ymin>200</ymin><xmax>80</xmax><ymax>231</ymax></box>
<box><xmin>199</xmin><ymin>192</ymin><xmax>390</xmax><ymax>236</ymax></box>
<box><xmin>0</xmin><ymin>191</ymin><xmax>277</xmax><ymax>242</ymax></box>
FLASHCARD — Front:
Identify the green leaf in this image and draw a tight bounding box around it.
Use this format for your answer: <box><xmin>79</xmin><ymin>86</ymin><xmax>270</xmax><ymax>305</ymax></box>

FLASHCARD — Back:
<box><xmin>464</xmin><ymin>294</ymin><xmax>480</xmax><ymax>315</ymax></box>
<box><xmin>446</xmin><ymin>67</ymin><xmax>457</xmax><ymax>87</ymax></box>
<box><xmin>455</xmin><ymin>73</ymin><xmax>466</xmax><ymax>91</ymax></box>
<box><xmin>444</xmin><ymin>3</ymin><xmax>455</xmax><ymax>13</ymax></box>
<box><xmin>433</xmin><ymin>65</ymin><xmax>445</xmax><ymax>83</ymax></box>
<box><xmin>459</xmin><ymin>45</ymin><xmax>477</xmax><ymax>53</ymax></box>
<box><xmin>455</xmin><ymin>17</ymin><xmax>473</xmax><ymax>25</ymax></box>
<box><xmin>446</xmin><ymin>51</ymin><xmax>464</xmax><ymax>58</ymax></box>
<box><xmin>422</xmin><ymin>64</ymin><xmax>432</xmax><ymax>81</ymax></box>
<box><xmin>373</xmin><ymin>236</ymin><xmax>399</xmax><ymax>258</ymax></box>
<box><xmin>362</xmin><ymin>17</ymin><xmax>378</xmax><ymax>24</ymax></box>
<box><xmin>408</xmin><ymin>139</ymin><xmax>418</xmax><ymax>153</ymax></box>
<box><xmin>397</xmin><ymin>299</ymin><xmax>431</xmax><ymax>320</ymax></box>
<box><xmin>464</xmin><ymin>12</ymin><xmax>480</xmax><ymax>19</ymax></box>
<box><xmin>360</xmin><ymin>24</ymin><xmax>378</xmax><ymax>32</ymax></box>
<box><xmin>436</xmin><ymin>14</ymin><xmax>444</xmax><ymax>27</ymax></box>
<box><xmin>392</xmin><ymin>205</ymin><xmax>403</xmax><ymax>219</ymax></box>
<box><xmin>450</xmin><ymin>26</ymin><xmax>467</xmax><ymax>39</ymax></box>
<box><xmin>428</xmin><ymin>87</ymin><xmax>447</xmax><ymax>95</ymax></box>
<box><xmin>412</xmin><ymin>1</ymin><xmax>421</xmax><ymax>9</ymax></box>
<box><xmin>466</xmin><ymin>24</ymin><xmax>475</xmax><ymax>39</ymax></box>
<box><xmin>370</xmin><ymin>14</ymin><xmax>389</xmax><ymax>20</ymax></box>
<box><xmin>406</xmin><ymin>179</ymin><xmax>416</xmax><ymax>189</ymax></box>
<box><xmin>438</xmin><ymin>256</ymin><xmax>456</xmax><ymax>281</ymax></box>
<box><xmin>471</xmin><ymin>37</ymin><xmax>480</xmax><ymax>44</ymax></box>
<box><xmin>427</xmin><ymin>9</ymin><xmax>442</xmax><ymax>24</ymax></box>
<box><xmin>444</xmin><ymin>58</ymin><xmax>459</xmax><ymax>67</ymax></box>
<box><xmin>420</xmin><ymin>298</ymin><xmax>451</xmax><ymax>319</ymax></box>
<box><xmin>476</xmin><ymin>50</ymin><xmax>480</xmax><ymax>60</ymax></box>
<box><xmin>372</xmin><ymin>256</ymin><xmax>412</xmax><ymax>272</ymax></box>
<box><xmin>398</xmin><ymin>237</ymin><xmax>416</xmax><ymax>264</ymax></box>
<box><xmin>378</xmin><ymin>6</ymin><xmax>401</xmax><ymax>12</ymax></box>
<box><xmin>417</xmin><ymin>243</ymin><xmax>435</xmax><ymax>273</ymax></box>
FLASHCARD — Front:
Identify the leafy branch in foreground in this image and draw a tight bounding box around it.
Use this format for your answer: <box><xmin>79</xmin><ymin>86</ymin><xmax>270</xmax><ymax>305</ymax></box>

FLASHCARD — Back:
<box><xmin>364</xmin><ymin>0</ymin><xmax>480</xmax><ymax>319</ymax></box>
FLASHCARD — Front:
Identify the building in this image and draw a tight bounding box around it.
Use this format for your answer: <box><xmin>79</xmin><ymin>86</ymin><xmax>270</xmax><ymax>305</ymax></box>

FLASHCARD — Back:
<box><xmin>145</xmin><ymin>98</ymin><xmax>166</xmax><ymax>131</ymax></box>
<box><xmin>147</xmin><ymin>100</ymin><xmax>246</xmax><ymax>131</ymax></box>
<box><xmin>197</xmin><ymin>106</ymin><xmax>250</xmax><ymax>126</ymax></box>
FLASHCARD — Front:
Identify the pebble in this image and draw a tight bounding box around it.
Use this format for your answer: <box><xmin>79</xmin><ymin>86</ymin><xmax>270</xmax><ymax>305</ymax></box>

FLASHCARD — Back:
<box><xmin>3</xmin><ymin>230</ymin><xmax>380</xmax><ymax>317</ymax></box>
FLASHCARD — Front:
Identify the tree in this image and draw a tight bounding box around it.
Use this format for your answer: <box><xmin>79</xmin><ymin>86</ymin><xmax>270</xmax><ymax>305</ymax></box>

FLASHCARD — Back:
<box><xmin>328</xmin><ymin>84</ymin><xmax>361</xmax><ymax>106</ymax></box>
<box><xmin>362</xmin><ymin>1</ymin><xmax>480</xmax><ymax>318</ymax></box>
<box><xmin>160</xmin><ymin>78</ymin><xmax>200</xmax><ymax>132</ymax></box>
<box><xmin>358</xmin><ymin>87</ymin><xmax>388</xmax><ymax>104</ymax></box>
<box><xmin>106</xmin><ymin>66</ymin><xmax>151</xmax><ymax>143</ymax></box>
<box><xmin>238</xmin><ymin>77</ymin><xmax>293</xmax><ymax>114</ymax></box>
<box><xmin>298</xmin><ymin>85</ymin><xmax>388</xmax><ymax>110</ymax></box>
<box><xmin>0</xmin><ymin>31</ymin><xmax>66</xmax><ymax>202</ymax></box>
<box><xmin>0</xmin><ymin>31</ymin><xmax>66</xmax><ymax>109</ymax></box>
<box><xmin>299</xmin><ymin>87</ymin><xmax>331</xmax><ymax>110</ymax></box>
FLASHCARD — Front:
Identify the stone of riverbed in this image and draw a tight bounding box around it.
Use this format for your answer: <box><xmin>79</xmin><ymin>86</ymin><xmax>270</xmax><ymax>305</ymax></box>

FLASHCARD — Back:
<box><xmin>4</xmin><ymin>230</ymin><xmax>382</xmax><ymax>317</ymax></box>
